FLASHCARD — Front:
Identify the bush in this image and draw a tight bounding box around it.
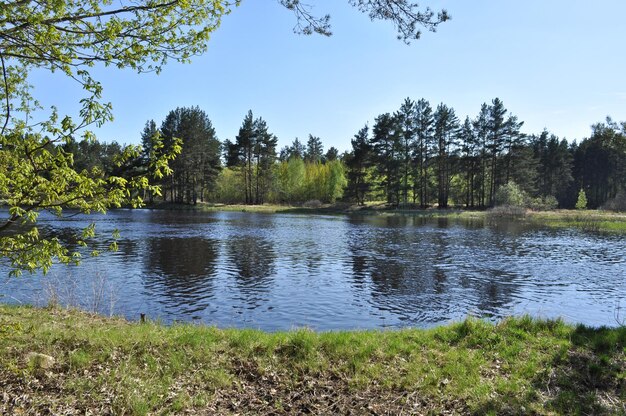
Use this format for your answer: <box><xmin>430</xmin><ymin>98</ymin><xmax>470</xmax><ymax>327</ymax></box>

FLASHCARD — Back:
<box><xmin>495</xmin><ymin>182</ymin><xmax>528</xmax><ymax>207</ymax></box>
<box><xmin>528</xmin><ymin>195</ymin><xmax>558</xmax><ymax>211</ymax></box>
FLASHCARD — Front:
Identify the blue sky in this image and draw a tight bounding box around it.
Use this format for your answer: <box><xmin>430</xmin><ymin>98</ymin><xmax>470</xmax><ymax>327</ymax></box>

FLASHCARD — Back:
<box><xmin>30</xmin><ymin>0</ymin><xmax>626</xmax><ymax>152</ymax></box>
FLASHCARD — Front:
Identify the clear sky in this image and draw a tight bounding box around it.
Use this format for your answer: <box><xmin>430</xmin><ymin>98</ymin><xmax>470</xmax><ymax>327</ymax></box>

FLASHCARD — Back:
<box><xmin>29</xmin><ymin>0</ymin><xmax>626</xmax><ymax>153</ymax></box>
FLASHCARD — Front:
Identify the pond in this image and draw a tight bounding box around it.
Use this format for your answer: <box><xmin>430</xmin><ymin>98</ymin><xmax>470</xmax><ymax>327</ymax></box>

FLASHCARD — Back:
<box><xmin>1</xmin><ymin>209</ymin><xmax>625</xmax><ymax>330</ymax></box>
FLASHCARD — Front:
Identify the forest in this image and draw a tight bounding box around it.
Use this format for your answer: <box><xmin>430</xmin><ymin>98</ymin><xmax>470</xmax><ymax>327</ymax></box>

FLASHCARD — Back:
<box><xmin>67</xmin><ymin>99</ymin><xmax>626</xmax><ymax>210</ymax></box>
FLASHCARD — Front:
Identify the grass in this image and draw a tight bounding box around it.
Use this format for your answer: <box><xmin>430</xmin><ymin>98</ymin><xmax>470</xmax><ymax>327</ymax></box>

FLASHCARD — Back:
<box><xmin>527</xmin><ymin>210</ymin><xmax>626</xmax><ymax>233</ymax></box>
<box><xmin>1</xmin><ymin>305</ymin><xmax>625</xmax><ymax>415</ymax></box>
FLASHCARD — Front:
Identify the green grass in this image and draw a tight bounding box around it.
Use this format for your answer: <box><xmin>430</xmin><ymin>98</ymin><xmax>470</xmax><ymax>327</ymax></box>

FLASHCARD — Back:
<box><xmin>1</xmin><ymin>305</ymin><xmax>624</xmax><ymax>414</ymax></box>
<box><xmin>528</xmin><ymin>210</ymin><xmax>626</xmax><ymax>233</ymax></box>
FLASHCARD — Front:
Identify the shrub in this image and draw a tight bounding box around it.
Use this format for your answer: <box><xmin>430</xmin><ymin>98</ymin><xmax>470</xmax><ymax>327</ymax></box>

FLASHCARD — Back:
<box><xmin>495</xmin><ymin>182</ymin><xmax>527</xmax><ymax>207</ymax></box>
<box><xmin>528</xmin><ymin>195</ymin><xmax>558</xmax><ymax>211</ymax></box>
<box><xmin>575</xmin><ymin>189</ymin><xmax>588</xmax><ymax>210</ymax></box>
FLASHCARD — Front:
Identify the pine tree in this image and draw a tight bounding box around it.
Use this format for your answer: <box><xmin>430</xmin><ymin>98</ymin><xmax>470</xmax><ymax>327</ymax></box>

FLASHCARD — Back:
<box><xmin>531</xmin><ymin>131</ymin><xmax>572</xmax><ymax>206</ymax></box>
<box><xmin>395</xmin><ymin>98</ymin><xmax>416</xmax><ymax>205</ymax></box>
<box><xmin>280</xmin><ymin>138</ymin><xmax>306</xmax><ymax>161</ymax></box>
<box><xmin>345</xmin><ymin>125</ymin><xmax>373</xmax><ymax>205</ymax></box>
<box><xmin>371</xmin><ymin>113</ymin><xmax>402</xmax><ymax>205</ymax></box>
<box><xmin>305</xmin><ymin>134</ymin><xmax>324</xmax><ymax>163</ymax></box>
<box><xmin>433</xmin><ymin>103</ymin><xmax>460</xmax><ymax>208</ymax></box>
<box><xmin>486</xmin><ymin>98</ymin><xmax>508</xmax><ymax>206</ymax></box>
<box><xmin>226</xmin><ymin>111</ymin><xmax>257</xmax><ymax>204</ymax></box>
<box><xmin>413</xmin><ymin>98</ymin><xmax>435</xmax><ymax>207</ymax></box>
<box><xmin>325</xmin><ymin>147</ymin><xmax>339</xmax><ymax>162</ymax></box>
<box><xmin>140</xmin><ymin>120</ymin><xmax>159</xmax><ymax>203</ymax></box>
<box><xmin>459</xmin><ymin>117</ymin><xmax>479</xmax><ymax>207</ymax></box>
<box><xmin>140</xmin><ymin>120</ymin><xmax>158</xmax><ymax>160</ymax></box>
<box><xmin>252</xmin><ymin>117</ymin><xmax>278</xmax><ymax>204</ymax></box>
<box><xmin>576</xmin><ymin>188</ymin><xmax>588</xmax><ymax>210</ymax></box>
<box><xmin>473</xmin><ymin>103</ymin><xmax>490</xmax><ymax>208</ymax></box>
<box><xmin>160</xmin><ymin>107</ymin><xmax>221</xmax><ymax>204</ymax></box>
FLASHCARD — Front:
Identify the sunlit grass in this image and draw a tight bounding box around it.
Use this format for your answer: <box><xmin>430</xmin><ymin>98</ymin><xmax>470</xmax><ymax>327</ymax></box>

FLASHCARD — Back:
<box><xmin>529</xmin><ymin>210</ymin><xmax>626</xmax><ymax>233</ymax></box>
<box><xmin>1</xmin><ymin>305</ymin><xmax>624</xmax><ymax>415</ymax></box>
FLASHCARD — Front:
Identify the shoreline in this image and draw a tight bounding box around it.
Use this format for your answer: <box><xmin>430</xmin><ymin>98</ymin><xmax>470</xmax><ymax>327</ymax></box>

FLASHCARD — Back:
<box><xmin>1</xmin><ymin>304</ymin><xmax>624</xmax><ymax>414</ymax></box>
<box><xmin>144</xmin><ymin>202</ymin><xmax>626</xmax><ymax>233</ymax></box>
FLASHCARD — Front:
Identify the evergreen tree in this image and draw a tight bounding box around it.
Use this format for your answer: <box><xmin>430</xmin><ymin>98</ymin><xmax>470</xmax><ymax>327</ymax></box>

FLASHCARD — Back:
<box><xmin>160</xmin><ymin>106</ymin><xmax>221</xmax><ymax>204</ymax></box>
<box><xmin>459</xmin><ymin>117</ymin><xmax>479</xmax><ymax>207</ymax></box>
<box><xmin>413</xmin><ymin>98</ymin><xmax>435</xmax><ymax>207</ymax></box>
<box><xmin>223</xmin><ymin>139</ymin><xmax>240</xmax><ymax>168</ymax></box>
<box><xmin>325</xmin><ymin>146</ymin><xmax>339</xmax><ymax>162</ymax></box>
<box><xmin>395</xmin><ymin>98</ymin><xmax>417</xmax><ymax>205</ymax></box>
<box><xmin>572</xmin><ymin>118</ymin><xmax>626</xmax><ymax>208</ymax></box>
<box><xmin>433</xmin><ymin>103</ymin><xmax>460</xmax><ymax>208</ymax></box>
<box><xmin>345</xmin><ymin>125</ymin><xmax>373</xmax><ymax>205</ymax></box>
<box><xmin>280</xmin><ymin>138</ymin><xmax>306</xmax><ymax>161</ymax></box>
<box><xmin>139</xmin><ymin>120</ymin><xmax>159</xmax><ymax>203</ymax></box>
<box><xmin>486</xmin><ymin>98</ymin><xmax>508</xmax><ymax>206</ymax></box>
<box><xmin>305</xmin><ymin>134</ymin><xmax>324</xmax><ymax>163</ymax></box>
<box><xmin>531</xmin><ymin>130</ymin><xmax>572</xmax><ymax>206</ymax></box>
<box><xmin>502</xmin><ymin>114</ymin><xmax>526</xmax><ymax>186</ymax></box>
<box><xmin>226</xmin><ymin>110</ymin><xmax>257</xmax><ymax>204</ymax></box>
<box><xmin>371</xmin><ymin>113</ymin><xmax>402</xmax><ymax>205</ymax></box>
<box><xmin>473</xmin><ymin>103</ymin><xmax>490</xmax><ymax>207</ymax></box>
<box><xmin>252</xmin><ymin>117</ymin><xmax>278</xmax><ymax>204</ymax></box>
<box><xmin>140</xmin><ymin>120</ymin><xmax>158</xmax><ymax>161</ymax></box>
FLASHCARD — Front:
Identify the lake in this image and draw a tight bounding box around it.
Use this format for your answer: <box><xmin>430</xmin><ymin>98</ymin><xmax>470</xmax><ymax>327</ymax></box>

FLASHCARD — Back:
<box><xmin>1</xmin><ymin>209</ymin><xmax>625</xmax><ymax>330</ymax></box>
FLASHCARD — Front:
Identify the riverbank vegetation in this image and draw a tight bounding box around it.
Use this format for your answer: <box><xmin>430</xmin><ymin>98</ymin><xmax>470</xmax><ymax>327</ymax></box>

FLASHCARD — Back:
<box><xmin>66</xmin><ymin>103</ymin><xmax>626</xmax><ymax>214</ymax></box>
<box><xmin>1</xmin><ymin>305</ymin><xmax>624</xmax><ymax>415</ymax></box>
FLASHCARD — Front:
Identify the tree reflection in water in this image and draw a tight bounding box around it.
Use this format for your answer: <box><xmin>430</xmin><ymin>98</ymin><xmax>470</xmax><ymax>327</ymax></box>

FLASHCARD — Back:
<box><xmin>143</xmin><ymin>237</ymin><xmax>219</xmax><ymax>314</ymax></box>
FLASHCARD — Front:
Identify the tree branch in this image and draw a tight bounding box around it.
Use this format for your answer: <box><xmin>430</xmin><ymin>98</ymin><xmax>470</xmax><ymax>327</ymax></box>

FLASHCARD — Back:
<box><xmin>0</xmin><ymin>52</ymin><xmax>9</xmax><ymax>136</ymax></box>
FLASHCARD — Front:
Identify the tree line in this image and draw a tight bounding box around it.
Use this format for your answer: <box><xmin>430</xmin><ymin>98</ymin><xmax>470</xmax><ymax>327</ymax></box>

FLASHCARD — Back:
<box><xmin>59</xmin><ymin>103</ymin><xmax>626</xmax><ymax>210</ymax></box>
<box><xmin>344</xmin><ymin>98</ymin><xmax>626</xmax><ymax>209</ymax></box>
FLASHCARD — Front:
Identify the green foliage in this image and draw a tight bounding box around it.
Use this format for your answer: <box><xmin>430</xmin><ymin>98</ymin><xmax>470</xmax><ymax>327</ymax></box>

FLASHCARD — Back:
<box><xmin>304</xmin><ymin>134</ymin><xmax>324</xmax><ymax>163</ymax></box>
<box><xmin>160</xmin><ymin>106</ymin><xmax>222</xmax><ymax>204</ymax></box>
<box><xmin>576</xmin><ymin>188</ymin><xmax>588</xmax><ymax>210</ymax></box>
<box><xmin>528</xmin><ymin>195</ymin><xmax>559</xmax><ymax>211</ymax></box>
<box><xmin>272</xmin><ymin>159</ymin><xmax>347</xmax><ymax>204</ymax></box>
<box><xmin>214</xmin><ymin>168</ymin><xmax>245</xmax><ymax>204</ymax></box>
<box><xmin>225</xmin><ymin>111</ymin><xmax>278</xmax><ymax>204</ymax></box>
<box><xmin>433</xmin><ymin>103</ymin><xmax>460</xmax><ymax>208</ymax></box>
<box><xmin>0</xmin><ymin>0</ymin><xmax>229</xmax><ymax>273</ymax></box>
<box><xmin>572</xmin><ymin>119</ymin><xmax>626</xmax><ymax>208</ymax></box>
<box><xmin>495</xmin><ymin>181</ymin><xmax>527</xmax><ymax>207</ymax></box>
<box><xmin>370</xmin><ymin>113</ymin><xmax>402</xmax><ymax>206</ymax></box>
<box><xmin>276</xmin><ymin>157</ymin><xmax>306</xmax><ymax>203</ymax></box>
<box><xmin>345</xmin><ymin>125</ymin><xmax>373</xmax><ymax>205</ymax></box>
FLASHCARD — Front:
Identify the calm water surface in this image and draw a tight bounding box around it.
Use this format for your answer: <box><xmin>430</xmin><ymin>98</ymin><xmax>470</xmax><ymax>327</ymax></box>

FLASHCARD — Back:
<box><xmin>1</xmin><ymin>209</ymin><xmax>625</xmax><ymax>330</ymax></box>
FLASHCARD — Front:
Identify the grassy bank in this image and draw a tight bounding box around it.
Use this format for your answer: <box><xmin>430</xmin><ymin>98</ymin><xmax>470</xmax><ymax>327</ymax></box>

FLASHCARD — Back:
<box><xmin>1</xmin><ymin>305</ymin><xmax>624</xmax><ymax>415</ymax></box>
